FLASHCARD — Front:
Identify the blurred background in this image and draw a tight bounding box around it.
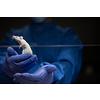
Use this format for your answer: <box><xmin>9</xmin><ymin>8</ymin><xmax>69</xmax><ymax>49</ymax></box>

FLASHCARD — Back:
<box><xmin>0</xmin><ymin>17</ymin><xmax>100</xmax><ymax>84</ymax></box>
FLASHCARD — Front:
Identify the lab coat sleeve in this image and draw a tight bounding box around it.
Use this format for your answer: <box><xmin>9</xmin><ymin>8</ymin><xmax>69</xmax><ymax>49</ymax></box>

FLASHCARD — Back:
<box><xmin>0</xmin><ymin>61</ymin><xmax>14</xmax><ymax>84</ymax></box>
<box><xmin>39</xmin><ymin>28</ymin><xmax>82</xmax><ymax>84</ymax></box>
<box><xmin>0</xmin><ymin>30</ymin><xmax>17</xmax><ymax>83</ymax></box>
<box><xmin>53</xmin><ymin>28</ymin><xmax>83</xmax><ymax>84</ymax></box>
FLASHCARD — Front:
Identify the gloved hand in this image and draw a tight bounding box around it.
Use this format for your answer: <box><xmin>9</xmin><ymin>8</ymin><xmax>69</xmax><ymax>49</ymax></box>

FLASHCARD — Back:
<box><xmin>13</xmin><ymin>65</ymin><xmax>57</xmax><ymax>84</ymax></box>
<box><xmin>1</xmin><ymin>47</ymin><xmax>38</xmax><ymax>78</ymax></box>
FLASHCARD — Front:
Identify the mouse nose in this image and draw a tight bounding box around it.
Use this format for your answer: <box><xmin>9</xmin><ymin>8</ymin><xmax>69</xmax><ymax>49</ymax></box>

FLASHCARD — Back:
<box><xmin>12</xmin><ymin>36</ymin><xmax>15</xmax><ymax>38</ymax></box>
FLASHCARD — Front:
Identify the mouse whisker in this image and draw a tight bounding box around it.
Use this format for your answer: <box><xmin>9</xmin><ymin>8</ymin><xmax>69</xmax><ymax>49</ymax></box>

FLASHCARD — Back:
<box><xmin>9</xmin><ymin>34</ymin><xmax>14</xmax><ymax>41</ymax></box>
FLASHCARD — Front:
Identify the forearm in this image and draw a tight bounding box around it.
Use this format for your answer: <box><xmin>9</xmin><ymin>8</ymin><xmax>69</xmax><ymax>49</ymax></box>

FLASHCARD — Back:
<box><xmin>0</xmin><ymin>48</ymin><xmax>14</xmax><ymax>83</ymax></box>
<box><xmin>39</xmin><ymin>50</ymin><xmax>82</xmax><ymax>84</ymax></box>
<box><xmin>52</xmin><ymin>61</ymin><xmax>75</xmax><ymax>84</ymax></box>
<box><xmin>38</xmin><ymin>61</ymin><xmax>74</xmax><ymax>84</ymax></box>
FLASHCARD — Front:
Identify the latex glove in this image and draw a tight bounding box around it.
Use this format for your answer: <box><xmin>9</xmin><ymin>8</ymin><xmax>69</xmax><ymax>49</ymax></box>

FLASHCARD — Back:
<box><xmin>13</xmin><ymin>65</ymin><xmax>57</xmax><ymax>84</ymax></box>
<box><xmin>1</xmin><ymin>47</ymin><xmax>38</xmax><ymax>78</ymax></box>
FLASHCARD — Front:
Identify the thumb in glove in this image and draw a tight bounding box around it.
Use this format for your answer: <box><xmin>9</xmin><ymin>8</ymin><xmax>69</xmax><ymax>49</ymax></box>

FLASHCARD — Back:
<box><xmin>7</xmin><ymin>47</ymin><xmax>18</xmax><ymax>56</ymax></box>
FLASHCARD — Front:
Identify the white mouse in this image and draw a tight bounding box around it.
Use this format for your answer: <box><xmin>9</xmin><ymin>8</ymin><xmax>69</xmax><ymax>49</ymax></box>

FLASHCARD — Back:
<box><xmin>12</xmin><ymin>36</ymin><xmax>33</xmax><ymax>55</ymax></box>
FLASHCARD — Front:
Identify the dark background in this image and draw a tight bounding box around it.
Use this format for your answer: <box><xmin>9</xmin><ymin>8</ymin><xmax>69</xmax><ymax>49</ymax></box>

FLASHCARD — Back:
<box><xmin>0</xmin><ymin>17</ymin><xmax>100</xmax><ymax>84</ymax></box>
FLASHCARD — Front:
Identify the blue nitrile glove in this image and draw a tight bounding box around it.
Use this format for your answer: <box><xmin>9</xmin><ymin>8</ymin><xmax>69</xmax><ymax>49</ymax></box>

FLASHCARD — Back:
<box><xmin>13</xmin><ymin>65</ymin><xmax>57</xmax><ymax>84</ymax></box>
<box><xmin>1</xmin><ymin>47</ymin><xmax>38</xmax><ymax>78</ymax></box>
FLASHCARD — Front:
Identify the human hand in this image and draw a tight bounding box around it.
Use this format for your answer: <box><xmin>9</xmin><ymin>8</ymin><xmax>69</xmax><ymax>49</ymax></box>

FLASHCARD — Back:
<box><xmin>1</xmin><ymin>47</ymin><xmax>38</xmax><ymax>78</ymax></box>
<box><xmin>13</xmin><ymin>65</ymin><xmax>57</xmax><ymax>84</ymax></box>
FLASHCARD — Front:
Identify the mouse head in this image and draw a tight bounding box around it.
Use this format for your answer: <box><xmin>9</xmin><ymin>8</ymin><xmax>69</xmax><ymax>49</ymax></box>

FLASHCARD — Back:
<box><xmin>12</xmin><ymin>36</ymin><xmax>23</xmax><ymax>43</ymax></box>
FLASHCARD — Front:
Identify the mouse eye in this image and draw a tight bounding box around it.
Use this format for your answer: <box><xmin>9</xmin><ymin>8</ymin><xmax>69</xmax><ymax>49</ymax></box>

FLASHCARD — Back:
<box><xmin>16</xmin><ymin>36</ymin><xmax>18</xmax><ymax>38</ymax></box>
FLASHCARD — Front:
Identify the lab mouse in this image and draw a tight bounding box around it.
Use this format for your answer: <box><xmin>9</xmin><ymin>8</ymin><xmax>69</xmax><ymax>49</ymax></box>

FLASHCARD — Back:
<box><xmin>12</xmin><ymin>36</ymin><xmax>33</xmax><ymax>55</ymax></box>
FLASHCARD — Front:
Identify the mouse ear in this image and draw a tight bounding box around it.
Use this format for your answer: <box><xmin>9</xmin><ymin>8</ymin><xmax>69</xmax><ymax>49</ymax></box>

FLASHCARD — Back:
<box><xmin>20</xmin><ymin>36</ymin><xmax>23</xmax><ymax>39</ymax></box>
